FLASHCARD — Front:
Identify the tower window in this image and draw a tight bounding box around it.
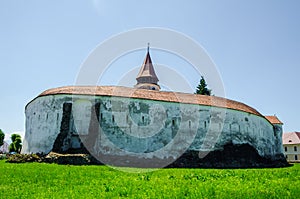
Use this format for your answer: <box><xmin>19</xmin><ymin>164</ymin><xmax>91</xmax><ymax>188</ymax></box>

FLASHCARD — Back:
<box><xmin>112</xmin><ymin>115</ymin><xmax>115</xmax><ymax>123</ymax></box>
<box><xmin>172</xmin><ymin>119</ymin><xmax>175</xmax><ymax>126</ymax></box>
<box><xmin>142</xmin><ymin>116</ymin><xmax>145</xmax><ymax>123</ymax></box>
<box><xmin>294</xmin><ymin>146</ymin><xmax>297</xmax><ymax>152</ymax></box>
<box><xmin>295</xmin><ymin>155</ymin><xmax>298</xmax><ymax>161</ymax></box>
<box><xmin>285</xmin><ymin>147</ymin><xmax>287</xmax><ymax>152</ymax></box>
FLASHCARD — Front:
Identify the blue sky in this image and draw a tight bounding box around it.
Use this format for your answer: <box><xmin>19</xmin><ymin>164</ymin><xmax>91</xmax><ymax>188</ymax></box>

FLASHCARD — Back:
<box><xmin>0</xmin><ymin>0</ymin><xmax>299</xmax><ymax>142</ymax></box>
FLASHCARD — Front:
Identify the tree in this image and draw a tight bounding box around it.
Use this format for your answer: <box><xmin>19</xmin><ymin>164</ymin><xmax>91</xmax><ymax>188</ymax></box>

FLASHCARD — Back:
<box><xmin>195</xmin><ymin>76</ymin><xmax>211</xmax><ymax>96</ymax></box>
<box><xmin>0</xmin><ymin>129</ymin><xmax>4</xmax><ymax>147</ymax></box>
<box><xmin>9</xmin><ymin>134</ymin><xmax>22</xmax><ymax>153</ymax></box>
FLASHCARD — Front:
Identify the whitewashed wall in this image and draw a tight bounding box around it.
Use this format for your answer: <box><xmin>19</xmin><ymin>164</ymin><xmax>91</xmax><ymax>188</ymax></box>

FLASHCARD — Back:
<box><xmin>22</xmin><ymin>94</ymin><xmax>283</xmax><ymax>161</ymax></box>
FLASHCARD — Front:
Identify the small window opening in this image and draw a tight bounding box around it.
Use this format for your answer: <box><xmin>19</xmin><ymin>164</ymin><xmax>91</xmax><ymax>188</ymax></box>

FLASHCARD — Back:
<box><xmin>112</xmin><ymin>115</ymin><xmax>115</xmax><ymax>123</ymax></box>
<box><xmin>295</xmin><ymin>155</ymin><xmax>298</xmax><ymax>160</ymax></box>
<box><xmin>172</xmin><ymin>119</ymin><xmax>175</xmax><ymax>126</ymax></box>
<box><xmin>284</xmin><ymin>147</ymin><xmax>287</xmax><ymax>152</ymax></box>
<box><xmin>204</xmin><ymin>121</ymin><xmax>207</xmax><ymax>128</ymax></box>
<box><xmin>189</xmin><ymin>120</ymin><xmax>191</xmax><ymax>128</ymax></box>
<box><xmin>294</xmin><ymin>146</ymin><xmax>297</xmax><ymax>152</ymax></box>
<box><xmin>142</xmin><ymin>116</ymin><xmax>145</xmax><ymax>123</ymax></box>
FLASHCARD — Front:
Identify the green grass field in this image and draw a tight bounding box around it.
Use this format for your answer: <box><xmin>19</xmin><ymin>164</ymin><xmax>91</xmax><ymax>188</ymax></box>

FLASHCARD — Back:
<box><xmin>0</xmin><ymin>160</ymin><xmax>299</xmax><ymax>199</ymax></box>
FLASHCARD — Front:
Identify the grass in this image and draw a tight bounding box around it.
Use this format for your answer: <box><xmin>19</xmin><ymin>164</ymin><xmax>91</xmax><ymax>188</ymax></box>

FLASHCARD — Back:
<box><xmin>0</xmin><ymin>160</ymin><xmax>299</xmax><ymax>199</ymax></box>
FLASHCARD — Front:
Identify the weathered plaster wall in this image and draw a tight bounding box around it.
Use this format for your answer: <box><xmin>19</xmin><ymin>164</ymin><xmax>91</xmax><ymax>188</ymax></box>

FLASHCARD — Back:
<box><xmin>22</xmin><ymin>94</ymin><xmax>283</xmax><ymax>163</ymax></box>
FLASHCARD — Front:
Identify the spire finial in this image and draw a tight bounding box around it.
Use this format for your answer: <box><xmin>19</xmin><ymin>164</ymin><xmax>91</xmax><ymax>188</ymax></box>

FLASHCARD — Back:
<box><xmin>147</xmin><ymin>42</ymin><xmax>150</xmax><ymax>53</ymax></box>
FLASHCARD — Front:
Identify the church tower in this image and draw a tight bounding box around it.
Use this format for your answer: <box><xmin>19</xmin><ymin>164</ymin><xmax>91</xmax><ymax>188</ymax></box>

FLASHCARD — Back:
<box><xmin>135</xmin><ymin>45</ymin><xmax>160</xmax><ymax>91</ymax></box>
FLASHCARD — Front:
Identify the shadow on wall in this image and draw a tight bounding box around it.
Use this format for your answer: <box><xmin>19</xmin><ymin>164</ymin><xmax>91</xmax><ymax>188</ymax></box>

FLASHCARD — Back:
<box><xmin>168</xmin><ymin>142</ymin><xmax>289</xmax><ymax>169</ymax></box>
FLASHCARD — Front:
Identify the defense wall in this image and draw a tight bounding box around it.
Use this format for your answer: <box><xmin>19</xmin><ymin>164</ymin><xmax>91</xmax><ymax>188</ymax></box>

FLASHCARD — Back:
<box><xmin>22</xmin><ymin>92</ymin><xmax>284</xmax><ymax>168</ymax></box>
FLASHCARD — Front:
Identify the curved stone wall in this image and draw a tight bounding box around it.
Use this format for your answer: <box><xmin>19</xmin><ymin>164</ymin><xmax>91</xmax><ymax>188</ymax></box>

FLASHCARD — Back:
<box><xmin>22</xmin><ymin>87</ymin><xmax>284</xmax><ymax>167</ymax></box>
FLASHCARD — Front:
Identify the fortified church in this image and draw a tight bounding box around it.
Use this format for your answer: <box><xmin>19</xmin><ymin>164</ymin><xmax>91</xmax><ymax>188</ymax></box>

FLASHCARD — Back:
<box><xmin>22</xmin><ymin>47</ymin><xmax>287</xmax><ymax>167</ymax></box>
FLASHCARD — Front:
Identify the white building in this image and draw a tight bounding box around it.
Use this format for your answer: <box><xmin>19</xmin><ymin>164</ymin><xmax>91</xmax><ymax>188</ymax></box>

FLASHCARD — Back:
<box><xmin>0</xmin><ymin>141</ymin><xmax>9</xmax><ymax>153</ymax></box>
<box><xmin>282</xmin><ymin>132</ymin><xmax>300</xmax><ymax>162</ymax></box>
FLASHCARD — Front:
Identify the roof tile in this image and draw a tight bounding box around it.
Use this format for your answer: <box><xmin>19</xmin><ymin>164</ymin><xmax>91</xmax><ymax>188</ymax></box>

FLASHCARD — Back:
<box><xmin>265</xmin><ymin>116</ymin><xmax>283</xmax><ymax>125</ymax></box>
<box><xmin>282</xmin><ymin>132</ymin><xmax>300</xmax><ymax>145</ymax></box>
<box><xmin>37</xmin><ymin>86</ymin><xmax>264</xmax><ymax>117</ymax></box>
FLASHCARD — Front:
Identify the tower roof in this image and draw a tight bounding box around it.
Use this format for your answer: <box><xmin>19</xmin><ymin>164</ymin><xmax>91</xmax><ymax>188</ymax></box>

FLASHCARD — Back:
<box><xmin>136</xmin><ymin>51</ymin><xmax>159</xmax><ymax>82</ymax></box>
<box><xmin>135</xmin><ymin>45</ymin><xmax>160</xmax><ymax>90</ymax></box>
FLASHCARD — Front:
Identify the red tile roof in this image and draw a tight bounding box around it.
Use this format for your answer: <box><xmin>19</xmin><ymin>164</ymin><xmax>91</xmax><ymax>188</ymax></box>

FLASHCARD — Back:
<box><xmin>265</xmin><ymin>116</ymin><xmax>283</xmax><ymax>125</ymax></box>
<box><xmin>282</xmin><ymin>132</ymin><xmax>300</xmax><ymax>145</ymax></box>
<box><xmin>36</xmin><ymin>86</ymin><xmax>264</xmax><ymax>117</ymax></box>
